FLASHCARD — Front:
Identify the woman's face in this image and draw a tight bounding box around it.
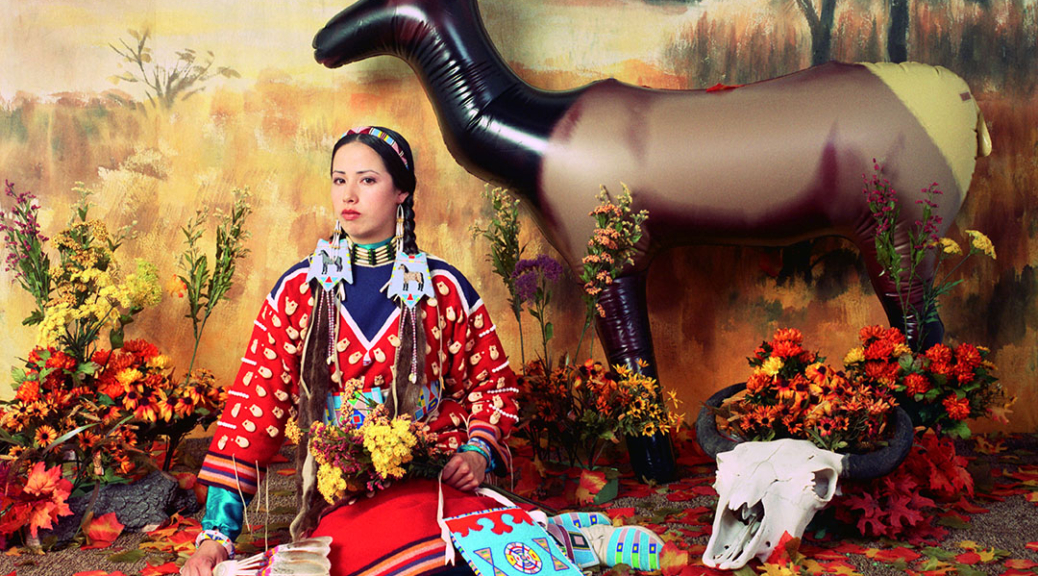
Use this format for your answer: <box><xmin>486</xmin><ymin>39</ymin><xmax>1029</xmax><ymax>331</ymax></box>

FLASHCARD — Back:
<box><xmin>331</xmin><ymin>142</ymin><xmax>409</xmax><ymax>245</ymax></box>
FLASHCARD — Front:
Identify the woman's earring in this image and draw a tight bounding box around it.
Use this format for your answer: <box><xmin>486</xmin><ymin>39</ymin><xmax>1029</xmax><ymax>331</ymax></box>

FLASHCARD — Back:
<box><xmin>395</xmin><ymin>204</ymin><xmax>405</xmax><ymax>248</ymax></box>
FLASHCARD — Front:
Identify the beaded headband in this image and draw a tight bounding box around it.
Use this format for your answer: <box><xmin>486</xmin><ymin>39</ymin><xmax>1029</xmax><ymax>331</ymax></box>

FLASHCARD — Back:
<box><xmin>344</xmin><ymin>126</ymin><xmax>410</xmax><ymax>170</ymax></box>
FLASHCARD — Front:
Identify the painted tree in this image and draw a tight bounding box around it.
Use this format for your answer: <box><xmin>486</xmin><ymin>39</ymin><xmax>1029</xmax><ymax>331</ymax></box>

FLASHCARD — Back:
<box><xmin>109</xmin><ymin>29</ymin><xmax>240</xmax><ymax>110</ymax></box>
<box><xmin>887</xmin><ymin>0</ymin><xmax>910</xmax><ymax>63</ymax></box>
<box><xmin>794</xmin><ymin>0</ymin><xmax>840</xmax><ymax>65</ymax></box>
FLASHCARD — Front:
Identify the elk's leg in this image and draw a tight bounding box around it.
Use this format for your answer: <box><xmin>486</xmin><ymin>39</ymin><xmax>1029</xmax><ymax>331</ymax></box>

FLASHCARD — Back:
<box><xmin>861</xmin><ymin>239</ymin><xmax>944</xmax><ymax>351</ymax></box>
<box><xmin>595</xmin><ymin>272</ymin><xmax>660</xmax><ymax>378</ymax></box>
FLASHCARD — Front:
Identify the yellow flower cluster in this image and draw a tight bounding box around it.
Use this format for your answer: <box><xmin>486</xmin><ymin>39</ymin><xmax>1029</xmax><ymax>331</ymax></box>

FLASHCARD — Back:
<box><xmin>36</xmin><ymin>258</ymin><xmax>161</xmax><ymax>347</ymax></box>
<box><xmin>965</xmin><ymin>229</ymin><xmax>996</xmax><ymax>259</ymax></box>
<box><xmin>361</xmin><ymin>416</ymin><xmax>417</xmax><ymax>479</ymax></box>
<box><xmin>615</xmin><ymin>365</ymin><xmax>683</xmax><ymax>437</ymax></box>
<box><xmin>937</xmin><ymin>237</ymin><xmax>962</xmax><ymax>255</ymax></box>
<box><xmin>317</xmin><ymin>463</ymin><xmax>351</xmax><ymax>504</ymax></box>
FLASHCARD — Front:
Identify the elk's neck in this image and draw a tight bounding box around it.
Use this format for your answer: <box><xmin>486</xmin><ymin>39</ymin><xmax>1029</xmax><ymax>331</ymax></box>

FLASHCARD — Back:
<box><xmin>318</xmin><ymin>0</ymin><xmax>580</xmax><ymax>195</ymax></box>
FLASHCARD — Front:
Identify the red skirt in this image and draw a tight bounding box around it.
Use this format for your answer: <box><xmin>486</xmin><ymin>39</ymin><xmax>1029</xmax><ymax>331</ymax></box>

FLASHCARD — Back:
<box><xmin>310</xmin><ymin>479</ymin><xmax>505</xmax><ymax>576</ymax></box>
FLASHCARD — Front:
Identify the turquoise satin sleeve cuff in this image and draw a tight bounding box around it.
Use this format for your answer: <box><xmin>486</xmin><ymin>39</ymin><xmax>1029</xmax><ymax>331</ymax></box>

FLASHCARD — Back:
<box><xmin>201</xmin><ymin>486</ymin><xmax>252</xmax><ymax>541</ymax></box>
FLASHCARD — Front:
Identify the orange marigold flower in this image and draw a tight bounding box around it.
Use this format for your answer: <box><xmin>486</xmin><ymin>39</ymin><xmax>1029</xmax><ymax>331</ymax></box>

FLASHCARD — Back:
<box><xmin>903</xmin><ymin>373</ymin><xmax>931</xmax><ymax>396</ymax></box>
<box><xmin>864</xmin><ymin>361</ymin><xmax>900</xmax><ymax>386</ymax></box>
<box><xmin>35</xmin><ymin>424</ymin><xmax>59</xmax><ymax>447</ymax></box>
<box><xmin>15</xmin><ymin>380</ymin><xmax>41</xmax><ymax>403</ymax></box>
<box><xmin>943</xmin><ymin>395</ymin><xmax>971</xmax><ymax>420</ymax></box>
<box><xmin>772</xmin><ymin>340</ymin><xmax>803</xmax><ymax>360</ymax></box>
<box><xmin>45</xmin><ymin>350</ymin><xmax>77</xmax><ymax>371</ymax></box>
<box><xmin>925</xmin><ymin>343</ymin><xmax>953</xmax><ymax>366</ymax></box>
<box><xmin>858</xmin><ymin>325</ymin><xmax>886</xmax><ymax>343</ymax></box>
<box><xmin>884</xmin><ymin>327</ymin><xmax>907</xmax><ymax>345</ymax></box>
<box><xmin>123</xmin><ymin>339</ymin><xmax>159</xmax><ymax>361</ymax></box>
<box><xmin>772</xmin><ymin>328</ymin><xmax>803</xmax><ymax>345</ymax></box>
<box><xmin>864</xmin><ymin>339</ymin><xmax>895</xmax><ymax>360</ymax></box>
<box><xmin>955</xmin><ymin>343</ymin><xmax>982</xmax><ymax>371</ymax></box>
<box><xmin>953</xmin><ymin>362</ymin><xmax>978</xmax><ymax>385</ymax></box>
<box><xmin>92</xmin><ymin>349</ymin><xmax>112</xmax><ymax>366</ymax></box>
<box><xmin>746</xmin><ymin>372</ymin><xmax>772</xmax><ymax>394</ymax></box>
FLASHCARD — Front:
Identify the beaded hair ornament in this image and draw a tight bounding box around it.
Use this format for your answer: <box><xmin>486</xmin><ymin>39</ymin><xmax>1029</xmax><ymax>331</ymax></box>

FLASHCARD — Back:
<box><xmin>344</xmin><ymin>126</ymin><xmax>410</xmax><ymax>169</ymax></box>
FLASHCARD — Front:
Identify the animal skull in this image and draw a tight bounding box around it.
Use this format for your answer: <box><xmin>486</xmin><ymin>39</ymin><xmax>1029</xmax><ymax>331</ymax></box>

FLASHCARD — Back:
<box><xmin>703</xmin><ymin>439</ymin><xmax>843</xmax><ymax>570</ymax></box>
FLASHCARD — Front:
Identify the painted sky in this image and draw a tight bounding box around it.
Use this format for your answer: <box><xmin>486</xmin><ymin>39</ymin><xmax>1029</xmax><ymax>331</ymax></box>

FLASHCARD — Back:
<box><xmin>0</xmin><ymin>0</ymin><xmax>739</xmax><ymax>101</ymax></box>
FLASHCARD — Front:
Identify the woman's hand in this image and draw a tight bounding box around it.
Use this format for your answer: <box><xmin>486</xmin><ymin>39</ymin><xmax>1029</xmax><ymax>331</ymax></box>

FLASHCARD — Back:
<box><xmin>180</xmin><ymin>540</ymin><xmax>229</xmax><ymax>576</ymax></box>
<box><xmin>442</xmin><ymin>451</ymin><xmax>487</xmax><ymax>492</ymax></box>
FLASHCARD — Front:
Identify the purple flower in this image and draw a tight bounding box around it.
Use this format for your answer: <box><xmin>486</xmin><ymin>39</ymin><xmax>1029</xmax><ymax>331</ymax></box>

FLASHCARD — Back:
<box><xmin>511</xmin><ymin>254</ymin><xmax>565</xmax><ymax>304</ymax></box>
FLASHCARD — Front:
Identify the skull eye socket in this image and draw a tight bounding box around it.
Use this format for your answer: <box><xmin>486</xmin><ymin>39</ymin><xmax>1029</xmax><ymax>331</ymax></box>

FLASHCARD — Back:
<box><xmin>813</xmin><ymin>469</ymin><xmax>838</xmax><ymax>500</ymax></box>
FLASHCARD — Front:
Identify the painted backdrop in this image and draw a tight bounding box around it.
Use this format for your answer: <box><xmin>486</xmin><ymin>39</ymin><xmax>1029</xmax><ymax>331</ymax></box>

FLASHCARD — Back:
<box><xmin>2</xmin><ymin>0</ymin><xmax>1036</xmax><ymax>431</ymax></box>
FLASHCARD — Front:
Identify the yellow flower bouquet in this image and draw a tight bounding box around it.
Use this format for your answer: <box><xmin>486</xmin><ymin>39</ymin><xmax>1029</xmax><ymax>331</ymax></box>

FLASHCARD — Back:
<box><xmin>615</xmin><ymin>363</ymin><xmax>684</xmax><ymax>438</ymax></box>
<box><xmin>306</xmin><ymin>387</ymin><xmax>451</xmax><ymax>504</ymax></box>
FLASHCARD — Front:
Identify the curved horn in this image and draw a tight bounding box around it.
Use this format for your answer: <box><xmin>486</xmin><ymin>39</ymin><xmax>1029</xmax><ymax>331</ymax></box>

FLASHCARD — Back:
<box><xmin>695</xmin><ymin>382</ymin><xmax>746</xmax><ymax>460</ymax></box>
<box><xmin>696</xmin><ymin>382</ymin><xmax>915</xmax><ymax>480</ymax></box>
<box><xmin>839</xmin><ymin>406</ymin><xmax>914</xmax><ymax>480</ymax></box>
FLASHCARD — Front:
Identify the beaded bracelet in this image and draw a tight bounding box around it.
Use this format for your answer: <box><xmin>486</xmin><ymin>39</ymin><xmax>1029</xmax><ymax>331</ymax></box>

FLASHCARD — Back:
<box><xmin>466</xmin><ymin>437</ymin><xmax>494</xmax><ymax>460</ymax></box>
<box><xmin>195</xmin><ymin>529</ymin><xmax>236</xmax><ymax>559</ymax></box>
<box><xmin>459</xmin><ymin>443</ymin><xmax>492</xmax><ymax>468</ymax></box>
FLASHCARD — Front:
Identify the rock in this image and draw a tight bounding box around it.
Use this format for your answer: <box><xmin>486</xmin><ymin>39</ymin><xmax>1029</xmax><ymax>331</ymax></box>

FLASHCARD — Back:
<box><xmin>43</xmin><ymin>470</ymin><xmax>201</xmax><ymax>547</ymax></box>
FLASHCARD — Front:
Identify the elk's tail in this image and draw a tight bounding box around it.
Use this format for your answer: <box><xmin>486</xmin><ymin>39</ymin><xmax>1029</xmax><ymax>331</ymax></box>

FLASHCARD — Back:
<box><xmin>861</xmin><ymin>61</ymin><xmax>991</xmax><ymax>197</ymax></box>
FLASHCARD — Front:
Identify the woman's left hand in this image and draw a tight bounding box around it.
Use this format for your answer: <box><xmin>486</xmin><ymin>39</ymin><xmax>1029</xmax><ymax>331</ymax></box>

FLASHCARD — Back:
<box><xmin>442</xmin><ymin>451</ymin><xmax>487</xmax><ymax>492</ymax></box>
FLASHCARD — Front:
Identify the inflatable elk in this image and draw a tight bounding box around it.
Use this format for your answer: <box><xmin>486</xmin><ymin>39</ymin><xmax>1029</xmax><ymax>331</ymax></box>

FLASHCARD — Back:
<box><xmin>696</xmin><ymin>384</ymin><xmax>915</xmax><ymax>569</ymax></box>
<box><xmin>313</xmin><ymin>0</ymin><xmax>992</xmax><ymax>378</ymax></box>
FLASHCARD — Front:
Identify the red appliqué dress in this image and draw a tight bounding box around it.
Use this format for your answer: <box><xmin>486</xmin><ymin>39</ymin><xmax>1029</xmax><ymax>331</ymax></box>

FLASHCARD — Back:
<box><xmin>197</xmin><ymin>252</ymin><xmax>520</xmax><ymax>575</ymax></box>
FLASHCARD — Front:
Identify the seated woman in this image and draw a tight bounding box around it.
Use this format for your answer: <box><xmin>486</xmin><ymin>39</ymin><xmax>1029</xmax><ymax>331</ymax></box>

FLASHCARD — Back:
<box><xmin>181</xmin><ymin>127</ymin><xmax>661</xmax><ymax>576</ymax></box>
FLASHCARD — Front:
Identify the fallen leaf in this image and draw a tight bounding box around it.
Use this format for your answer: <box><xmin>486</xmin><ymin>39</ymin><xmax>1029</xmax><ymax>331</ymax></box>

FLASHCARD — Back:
<box><xmin>973</xmin><ymin>437</ymin><xmax>1006</xmax><ymax>455</ymax></box>
<box><xmin>765</xmin><ymin>532</ymin><xmax>800</xmax><ymax>565</ymax></box>
<box><xmin>275</xmin><ymin>468</ymin><xmax>297</xmax><ymax>476</ymax></box>
<box><xmin>575</xmin><ymin>468</ymin><xmax>607</xmax><ymax>505</ymax></box>
<box><xmin>605</xmin><ymin>507</ymin><xmax>636</xmax><ymax>521</ymax></box>
<box><xmin>82</xmin><ymin>512</ymin><xmax>125</xmax><ymax>550</ymax></box>
<box><xmin>107</xmin><ymin>549</ymin><xmax>145</xmax><ymax>563</ymax></box>
<box><xmin>173</xmin><ymin>473</ymin><xmax>196</xmax><ymax>490</ymax></box>
<box><xmin>955</xmin><ymin>551</ymin><xmax>981</xmax><ymax>565</ymax></box>
<box><xmin>1003</xmin><ymin>558</ymin><xmax>1038</xmax><ymax>569</ymax></box>
<box><xmin>660</xmin><ymin>541</ymin><xmax>690</xmax><ymax>576</ymax></box>
<box><xmin>140</xmin><ymin>561</ymin><xmax>180</xmax><ymax>576</ymax></box>
<box><xmin>864</xmin><ymin>547</ymin><xmax>921</xmax><ymax>563</ymax></box>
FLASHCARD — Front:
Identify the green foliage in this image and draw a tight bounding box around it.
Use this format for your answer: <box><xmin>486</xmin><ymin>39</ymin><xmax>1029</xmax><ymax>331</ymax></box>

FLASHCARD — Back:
<box><xmin>471</xmin><ymin>185</ymin><xmax>527</xmax><ymax>363</ymax></box>
<box><xmin>177</xmin><ymin>188</ymin><xmax>253</xmax><ymax>374</ymax></box>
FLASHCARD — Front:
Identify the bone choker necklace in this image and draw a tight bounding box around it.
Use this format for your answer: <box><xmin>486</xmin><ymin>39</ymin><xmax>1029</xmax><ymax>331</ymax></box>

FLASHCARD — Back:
<box><xmin>350</xmin><ymin>237</ymin><xmax>397</xmax><ymax>267</ymax></box>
